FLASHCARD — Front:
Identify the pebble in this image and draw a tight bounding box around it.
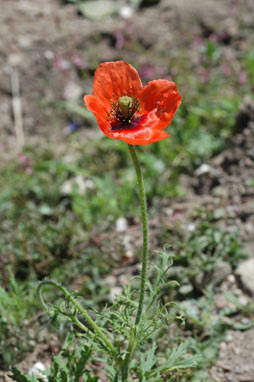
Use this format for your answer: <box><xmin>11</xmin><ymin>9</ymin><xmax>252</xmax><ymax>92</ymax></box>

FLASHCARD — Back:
<box><xmin>238</xmin><ymin>295</ymin><xmax>249</xmax><ymax>306</ymax></box>
<box><xmin>104</xmin><ymin>275</ymin><xmax>116</xmax><ymax>287</ymax></box>
<box><xmin>195</xmin><ymin>163</ymin><xmax>219</xmax><ymax>177</ymax></box>
<box><xmin>187</xmin><ymin>223</ymin><xmax>196</xmax><ymax>232</ymax></box>
<box><xmin>116</xmin><ymin>217</ymin><xmax>128</xmax><ymax>232</ymax></box>
<box><xmin>215</xmin><ymin>294</ymin><xmax>227</xmax><ymax>310</ymax></box>
<box><xmin>109</xmin><ymin>286</ymin><xmax>122</xmax><ymax>301</ymax></box>
<box><xmin>28</xmin><ymin>362</ymin><xmax>47</xmax><ymax>381</ymax></box>
<box><xmin>234</xmin><ymin>288</ymin><xmax>242</xmax><ymax>296</ymax></box>
<box><xmin>235</xmin><ymin>258</ymin><xmax>254</xmax><ymax>296</ymax></box>
<box><xmin>8</xmin><ymin>53</ymin><xmax>22</xmax><ymax>66</ymax></box>
<box><xmin>44</xmin><ymin>50</ymin><xmax>54</xmax><ymax>60</ymax></box>
<box><xmin>227</xmin><ymin>274</ymin><xmax>235</xmax><ymax>284</ymax></box>
<box><xmin>226</xmin><ymin>333</ymin><xmax>233</xmax><ymax>342</ymax></box>
<box><xmin>212</xmin><ymin>262</ymin><xmax>232</xmax><ymax>286</ymax></box>
<box><xmin>119</xmin><ymin>5</ymin><xmax>134</xmax><ymax>19</ymax></box>
<box><xmin>241</xmin><ymin>317</ymin><xmax>250</xmax><ymax>325</ymax></box>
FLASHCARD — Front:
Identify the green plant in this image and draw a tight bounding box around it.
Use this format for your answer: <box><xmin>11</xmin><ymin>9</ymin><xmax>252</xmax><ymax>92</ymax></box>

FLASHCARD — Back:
<box><xmin>0</xmin><ymin>274</ymin><xmax>38</xmax><ymax>366</ymax></box>
<box><xmin>9</xmin><ymin>60</ymin><xmax>199</xmax><ymax>381</ymax></box>
<box><xmin>9</xmin><ymin>248</ymin><xmax>198</xmax><ymax>381</ymax></box>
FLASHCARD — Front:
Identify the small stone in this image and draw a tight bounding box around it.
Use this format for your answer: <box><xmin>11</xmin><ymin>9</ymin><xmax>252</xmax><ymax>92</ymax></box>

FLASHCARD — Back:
<box><xmin>238</xmin><ymin>295</ymin><xmax>249</xmax><ymax>307</ymax></box>
<box><xmin>116</xmin><ymin>217</ymin><xmax>128</xmax><ymax>232</ymax></box>
<box><xmin>195</xmin><ymin>163</ymin><xmax>219</xmax><ymax>177</ymax></box>
<box><xmin>61</xmin><ymin>180</ymin><xmax>72</xmax><ymax>195</ymax></box>
<box><xmin>119</xmin><ymin>274</ymin><xmax>129</xmax><ymax>285</ymax></box>
<box><xmin>109</xmin><ymin>286</ymin><xmax>122</xmax><ymax>301</ymax></box>
<box><xmin>8</xmin><ymin>53</ymin><xmax>22</xmax><ymax>66</ymax></box>
<box><xmin>44</xmin><ymin>50</ymin><xmax>54</xmax><ymax>60</ymax></box>
<box><xmin>104</xmin><ymin>275</ymin><xmax>116</xmax><ymax>287</ymax></box>
<box><xmin>244</xmin><ymin>223</ymin><xmax>254</xmax><ymax>234</ymax></box>
<box><xmin>227</xmin><ymin>274</ymin><xmax>236</xmax><ymax>284</ymax></box>
<box><xmin>179</xmin><ymin>284</ymin><xmax>193</xmax><ymax>295</ymax></box>
<box><xmin>187</xmin><ymin>223</ymin><xmax>196</xmax><ymax>232</ymax></box>
<box><xmin>122</xmin><ymin>235</ymin><xmax>134</xmax><ymax>259</ymax></box>
<box><xmin>235</xmin><ymin>258</ymin><xmax>254</xmax><ymax>296</ymax></box>
<box><xmin>153</xmin><ymin>159</ymin><xmax>165</xmax><ymax>173</ymax></box>
<box><xmin>29</xmin><ymin>362</ymin><xmax>47</xmax><ymax>381</ymax></box>
<box><xmin>125</xmin><ymin>249</ymin><xmax>134</xmax><ymax>259</ymax></box>
<box><xmin>215</xmin><ymin>294</ymin><xmax>227</xmax><ymax>310</ymax></box>
<box><xmin>195</xmin><ymin>271</ymin><xmax>204</xmax><ymax>287</ymax></box>
<box><xmin>233</xmin><ymin>347</ymin><xmax>241</xmax><ymax>355</ymax></box>
<box><xmin>212</xmin><ymin>262</ymin><xmax>232</xmax><ymax>286</ymax></box>
<box><xmin>119</xmin><ymin>5</ymin><xmax>134</xmax><ymax>19</ymax></box>
<box><xmin>165</xmin><ymin>208</ymin><xmax>173</xmax><ymax>216</ymax></box>
<box><xmin>241</xmin><ymin>317</ymin><xmax>250</xmax><ymax>325</ymax></box>
<box><xmin>220</xmin><ymin>342</ymin><xmax>227</xmax><ymax>351</ymax></box>
<box><xmin>226</xmin><ymin>333</ymin><xmax>233</xmax><ymax>342</ymax></box>
<box><xmin>78</xmin><ymin>0</ymin><xmax>117</xmax><ymax>20</ymax></box>
<box><xmin>234</xmin><ymin>288</ymin><xmax>242</xmax><ymax>296</ymax></box>
<box><xmin>18</xmin><ymin>35</ymin><xmax>32</xmax><ymax>48</ymax></box>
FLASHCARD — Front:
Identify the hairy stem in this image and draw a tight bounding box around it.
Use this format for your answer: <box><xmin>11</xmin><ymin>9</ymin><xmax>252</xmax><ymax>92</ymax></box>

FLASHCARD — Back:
<box><xmin>128</xmin><ymin>144</ymin><xmax>149</xmax><ymax>325</ymax></box>
<box><xmin>121</xmin><ymin>328</ymin><xmax>136</xmax><ymax>382</ymax></box>
<box><xmin>37</xmin><ymin>280</ymin><xmax>117</xmax><ymax>357</ymax></box>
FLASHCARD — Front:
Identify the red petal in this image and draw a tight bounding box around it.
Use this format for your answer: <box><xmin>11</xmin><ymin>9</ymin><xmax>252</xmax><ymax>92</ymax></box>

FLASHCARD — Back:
<box><xmin>93</xmin><ymin>61</ymin><xmax>143</xmax><ymax>110</ymax></box>
<box><xmin>111</xmin><ymin>115</ymin><xmax>170</xmax><ymax>145</ymax></box>
<box><xmin>84</xmin><ymin>95</ymin><xmax>113</xmax><ymax>136</ymax></box>
<box><xmin>84</xmin><ymin>95</ymin><xmax>108</xmax><ymax>119</ymax></box>
<box><xmin>113</xmin><ymin>129</ymin><xmax>169</xmax><ymax>145</ymax></box>
<box><xmin>140</xmin><ymin>79</ymin><xmax>181</xmax><ymax>130</ymax></box>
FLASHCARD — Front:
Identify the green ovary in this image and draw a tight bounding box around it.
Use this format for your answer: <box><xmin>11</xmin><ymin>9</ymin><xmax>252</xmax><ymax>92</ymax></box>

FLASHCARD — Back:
<box><xmin>118</xmin><ymin>96</ymin><xmax>134</xmax><ymax>119</ymax></box>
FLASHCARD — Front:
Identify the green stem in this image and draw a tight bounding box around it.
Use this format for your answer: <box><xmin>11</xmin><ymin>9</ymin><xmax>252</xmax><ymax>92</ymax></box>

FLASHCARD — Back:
<box><xmin>128</xmin><ymin>145</ymin><xmax>149</xmax><ymax>326</ymax></box>
<box><xmin>121</xmin><ymin>328</ymin><xmax>136</xmax><ymax>382</ymax></box>
<box><xmin>37</xmin><ymin>280</ymin><xmax>118</xmax><ymax>357</ymax></box>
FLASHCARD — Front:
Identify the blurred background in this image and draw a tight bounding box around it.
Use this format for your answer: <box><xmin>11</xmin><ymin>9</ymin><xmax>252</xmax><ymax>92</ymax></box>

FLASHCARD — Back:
<box><xmin>0</xmin><ymin>0</ymin><xmax>254</xmax><ymax>380</ymax></box>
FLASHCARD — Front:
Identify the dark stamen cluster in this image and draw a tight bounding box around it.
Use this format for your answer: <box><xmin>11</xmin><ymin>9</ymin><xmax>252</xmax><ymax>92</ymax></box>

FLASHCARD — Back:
<box><xmin>109</xmin><ymin>96</ymin><xmax>141</xmax><ymax>130</ymax></box>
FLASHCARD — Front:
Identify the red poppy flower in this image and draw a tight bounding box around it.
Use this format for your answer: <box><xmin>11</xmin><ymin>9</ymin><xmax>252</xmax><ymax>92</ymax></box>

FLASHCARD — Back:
<box><xmin>84</xmin><ymin>61</ymin><xmax>181</xmax><ymax>145</ymax></box>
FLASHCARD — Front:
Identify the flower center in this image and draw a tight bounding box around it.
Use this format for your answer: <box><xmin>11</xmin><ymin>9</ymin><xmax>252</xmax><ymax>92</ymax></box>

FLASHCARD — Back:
<box><xmin>109</xmin><ymin>95</ymin><xmax>141</xmax><ymax>130</ymax></box>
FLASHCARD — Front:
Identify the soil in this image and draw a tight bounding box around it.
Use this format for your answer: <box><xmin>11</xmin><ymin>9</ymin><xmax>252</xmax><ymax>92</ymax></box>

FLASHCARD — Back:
<box><xmin>210</xmin><ymin>329</ymin><xmax>254</xmax><ymax>382</ymax></box>
<box><xmin>1</xmin><ymin>0</ymin><xmax>253</xmax><ymax>145</ymax></box>
<box><xmin>1</xmin><ymin>1</ymin><xmax>254</xmax><ymax>381</ymax></box>
<box><xmin>191</xmin><ymin>98</ymin><xmax>254</xmax><ymax>382</ymax></box>
<box><xmin>190</xmin><ymin>97</ymin><xmax>254</xmax><ymax>251</ymax></box>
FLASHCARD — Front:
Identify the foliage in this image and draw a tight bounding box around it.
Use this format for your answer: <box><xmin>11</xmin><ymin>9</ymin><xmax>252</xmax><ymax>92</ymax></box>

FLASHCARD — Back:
<box><xmin>0</xmin><ymin>274</ymin><xmax>39</xmax><ymax>366</ymax></box>
<box><xmin>10</xmin><ymin>341</ymin><xmax>96</xmax><ymax>382</ymax></box>
<box><xmin>159</xmin><ymin>217</ymin><xmax>247</xmax><ymax>299</ymax></box>
<box><xmin>9</xmin><ymin>250</ymin><xmax>198</xmax><ymax>382</ymax></box>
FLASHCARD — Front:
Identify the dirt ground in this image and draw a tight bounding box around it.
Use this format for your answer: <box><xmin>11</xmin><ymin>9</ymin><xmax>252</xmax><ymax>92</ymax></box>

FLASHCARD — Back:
<box><xmin>192</xmin><ymin>99</ymin><xmax>254</xmax><ymax>382</ymax></box>
<box><xmin>1</xmin><ymin>0</ymin><xmax>254</xmax><ymax>145</ymax></box>
<box><xmin>1</xmin><ymin>0</ymin><xmax>254</xmax><ymax>381</ymax></box>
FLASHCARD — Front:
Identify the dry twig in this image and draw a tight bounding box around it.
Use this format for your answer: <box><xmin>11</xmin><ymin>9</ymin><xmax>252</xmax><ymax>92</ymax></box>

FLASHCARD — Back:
<box><xmin>11</xmin><ymin>67</ymin><xmax>25</xmax><ymax>150</ymax></box>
